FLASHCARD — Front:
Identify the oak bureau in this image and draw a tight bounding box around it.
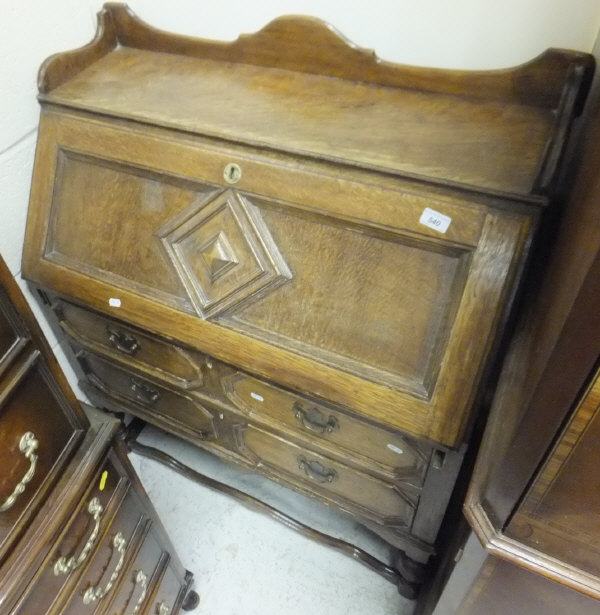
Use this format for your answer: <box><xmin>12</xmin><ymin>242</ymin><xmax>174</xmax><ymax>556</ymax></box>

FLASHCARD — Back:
<box><xmin>21</xmin><ymin>2</ymin><xmax>594</xmax><ymax>596</ymax></box>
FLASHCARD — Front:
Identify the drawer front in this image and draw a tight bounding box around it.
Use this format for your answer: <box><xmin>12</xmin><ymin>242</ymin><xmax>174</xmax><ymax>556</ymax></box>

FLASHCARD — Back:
<box><xmin>78</xmin><ymin>351</ymin><xmax>216</xmax><ymax>440</ymax></box>
<box><xmin>103</xmin><ymin>524</ymin><xmax>167</xmax><ymax>615</ymax></box>
<box><xmin>234</xmin><ymin>423</ymin><xmax>417</xmax><ymax>528</ymax></box>
<box><xmin>60</xmin><ymin>488</ymin><xmax>148</xmax><ymax>615</ymax></box>
<box><xmin>0</xmin><ymin>355</ymin><xmax>82</xmax><ymax>562</ymax></box>
<box><xmin>0</xmin><ymin>288</ymin><xmax>28</xmax><ymax>377</ymax></box>
<box><xmin>222</xmin><ymin>370</ymin><xmax>431</xmax><ymax>483</ymax></box>
<box><xmin>148</xmin><ymin>562</ymin><xmax>190</xmax><ymax>615</ymax></box>
<box><xmin>55</xmin><ymin>299</ymin><xmax>205</xmax><ymax>389</ymax></box>
<box><xmin>10</xmin><ymin>455</ymin><xmax>129</xmax><ymax>615</ymax></box>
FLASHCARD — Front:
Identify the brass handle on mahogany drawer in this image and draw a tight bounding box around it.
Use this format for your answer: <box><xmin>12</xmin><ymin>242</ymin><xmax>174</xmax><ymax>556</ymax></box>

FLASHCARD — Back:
<box><xmin>107</xmin><ymin>326</ymin><xmax>141</xmax><ymax>356</ymax></box>
<box><xmin>293</xmin><ymin>402</ymin><xmax>339</xmax><ymax>435</ymax></box>
<box><xmin>297</xmin><ymin>455</ymin><xmax>338</xmax><ymax>484</ymax></box>
<box><xmin>82</xmin><ymin>531</ymin><xmax>127</xmax><ymax>605</ymax></box>
<box><xmin>130</xmin><ymin>377</ymin><xmax>161</xmax><ymax>404</ymax></box>
<box><xmin>54</xmin><ymin>497</ymin><xmax>103</xmax><ymax>576</ymax></box>
<box><xmin>128</xmin><ymin>569</ymin><xmax>149</xmax><ymax>615</ymax></box>
<box><xmin>0</xmin><ymin>432</ymin><xmax>39</xmax><ymax>513</ymax></box>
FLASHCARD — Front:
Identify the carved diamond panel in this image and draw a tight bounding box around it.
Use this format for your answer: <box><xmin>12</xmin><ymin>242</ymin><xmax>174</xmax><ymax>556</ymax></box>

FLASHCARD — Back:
<box><xmin>158</xmin><ymin>190</ymin><xmax>291</xmax><ymax>319</ymax></box>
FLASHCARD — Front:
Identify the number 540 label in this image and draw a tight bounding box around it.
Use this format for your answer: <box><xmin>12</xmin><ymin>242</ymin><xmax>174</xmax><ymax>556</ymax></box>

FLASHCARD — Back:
<box><xmin>419</xmin><ymin>208</ymin><xmax>452</xmax><ymax>233</ymax></box>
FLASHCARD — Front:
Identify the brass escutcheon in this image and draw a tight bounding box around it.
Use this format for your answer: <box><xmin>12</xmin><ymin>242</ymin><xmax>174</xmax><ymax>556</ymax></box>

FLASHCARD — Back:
<box><xmin>223</xmin><ymin>163</ymin><xmax>242</xmax><ymax>184</ymax></box>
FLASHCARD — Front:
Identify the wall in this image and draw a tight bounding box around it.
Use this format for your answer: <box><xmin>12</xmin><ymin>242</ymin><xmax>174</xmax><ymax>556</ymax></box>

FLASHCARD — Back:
<box><xmin>1</xmin><ymin>0</ymin><xmax>600</xmax><ymax>395</ymax></box>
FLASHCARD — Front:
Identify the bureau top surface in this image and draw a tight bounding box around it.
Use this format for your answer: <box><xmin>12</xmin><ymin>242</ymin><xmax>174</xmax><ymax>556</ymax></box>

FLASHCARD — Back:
<box><xmin>38</xmin><ymin>5</ymin><xmax>593</xmax><ymax>198</ymax></box>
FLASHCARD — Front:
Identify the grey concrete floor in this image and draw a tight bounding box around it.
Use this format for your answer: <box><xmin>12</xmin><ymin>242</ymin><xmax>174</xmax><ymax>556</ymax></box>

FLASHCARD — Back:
<box><xmin>130</xmin><ymin>426</ymin><xmax>415</xmax><ymax>615</ymax></box>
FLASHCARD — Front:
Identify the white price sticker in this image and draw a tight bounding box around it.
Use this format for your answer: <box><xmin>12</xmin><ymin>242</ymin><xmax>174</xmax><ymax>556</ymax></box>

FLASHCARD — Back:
<box><xmin>109</xmin><ymin>298</ymin><xmax>121</xmax><ymax>307</ymax></box>
<box><xmin>419</xmin><ymin>208</ymin><xmax>451</xmax><ymax>234</ymax></box>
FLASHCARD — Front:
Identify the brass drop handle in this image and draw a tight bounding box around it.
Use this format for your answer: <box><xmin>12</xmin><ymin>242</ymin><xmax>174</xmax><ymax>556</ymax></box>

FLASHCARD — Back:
<box><xmin>107</xmin><ymin>326</ymin><xmax>141</xmax><ymax>356</ymax></box>
<box><xmin>156</xmin><ymin>602</ymin><xmax>171</xmax><ymax>615</ymax></box>
<box><xmin>130</xmin><ymin>377</ymin><xmax>160</xmax><ymax>404</ymax></box>
<box><xmin>128</xmin><ymin>569</ymin><xmax>149</xmax><ymax>615</ymax></box>
<box><xmin>297</xmin><ymin>455</ymin><xmax>337</xmax><ymax>484</ymax></box>
<box><xmin>82</xmin><ymin>532</ymin><xmax>127</xmax><ymax>604</ymax></box>
<box><xmin>54</xmin><ymin>497</ymin><xmax>103</xmax><ymax>576</ymax></box>
<box><xmin>0</xmin><ymin>432</ymin><xmax>39</xmax><ymax>512</ymax></box>
<box><xmin>294</xmin><ymin>402</ymin><xmax>339</xmax><ymax>435</ymax></box>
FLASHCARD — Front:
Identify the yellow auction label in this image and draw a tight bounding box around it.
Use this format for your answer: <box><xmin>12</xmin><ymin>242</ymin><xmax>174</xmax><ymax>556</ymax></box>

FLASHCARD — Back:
<box><xmin>99</xmin><ymin>470</ymin><xmax>108</xmax><ymax>491</ymax></box>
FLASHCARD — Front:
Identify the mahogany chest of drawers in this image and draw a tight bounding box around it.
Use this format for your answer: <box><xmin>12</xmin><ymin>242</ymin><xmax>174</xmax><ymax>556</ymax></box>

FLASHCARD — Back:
<box><xmin>21</xmin><ymin>2</ymin><xmax>593</xmax><ymax>583</ymax></box>
<box><xmin>0</xmin><ymin>253</ymin><xmax>193</xmax><ymax>611</ymax></box>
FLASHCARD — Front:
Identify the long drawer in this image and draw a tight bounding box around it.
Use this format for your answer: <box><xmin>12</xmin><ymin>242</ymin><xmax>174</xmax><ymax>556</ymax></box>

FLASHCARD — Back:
<box><xmin>234</xmin><ymin>423</ymin><xmax>418</xmax><ymax>528</ymax></box>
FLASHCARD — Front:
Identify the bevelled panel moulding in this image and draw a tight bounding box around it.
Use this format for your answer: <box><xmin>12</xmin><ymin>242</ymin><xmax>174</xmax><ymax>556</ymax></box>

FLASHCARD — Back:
<box><xmin>158</xmin><ymin>189</ymin><xmax>292</xmax><ymax>319</ymax></box>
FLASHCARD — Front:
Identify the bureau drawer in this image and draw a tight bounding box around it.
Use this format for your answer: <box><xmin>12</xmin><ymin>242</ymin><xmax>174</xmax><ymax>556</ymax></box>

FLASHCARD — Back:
<box><xmin>222</xmin><ymin>371</ymin><xmax>431</xmax><ymax>484</ymax></box>
<box><xmin>10</xmin><ymin>455</ymin><xmax>129</xmax><ymax>615</ymax></box>
<box><xmin>0</xmin><ymin>354</ymin><xmax>83</xmax><ymax>563</ymax></box>
<box><xmin>78</xmin><ymin>351</ymin><xmax>216</xmax><ymax>440</ymax></box>
<box><xmin>234</xmin><ymin>424</ymin><xmax>417</xmax><ymax>528</ymax></box>
<box><xmin>55</xmin><ymin>299</ymin><xmax>205</xmax><ymax>389</ymax></box>
<box><xmin>60</xmin><ymin>488</ymin><xmax>149</xmax><ymax>615</ymax></box>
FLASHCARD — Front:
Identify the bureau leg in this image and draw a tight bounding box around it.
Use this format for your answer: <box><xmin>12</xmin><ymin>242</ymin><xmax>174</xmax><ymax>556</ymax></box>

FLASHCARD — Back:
<box><xmin>393</xmin><ymin>549</ymin><xmax>427</xmax><ymax>584</ymax></box>
<box><xmin>393</xmin><ymin>549</ymin><xmax>427</xmax><ymax>600</ymax></box>
<box><xmin>182</xmin><ymin>589</ymin><xmax>200</xmax><ymax>611</ymax></box>
<box><xmin>122</xmin><ymin>417</ymin><xmax>146</xmax><ymax>447</ymax></box>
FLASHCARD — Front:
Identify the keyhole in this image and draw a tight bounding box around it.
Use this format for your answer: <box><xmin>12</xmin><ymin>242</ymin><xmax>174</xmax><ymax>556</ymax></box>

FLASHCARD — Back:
<box><xmin>224</xmin><ymin>163</ymin><xmax>242</xmax><ymax>184</ymax></box>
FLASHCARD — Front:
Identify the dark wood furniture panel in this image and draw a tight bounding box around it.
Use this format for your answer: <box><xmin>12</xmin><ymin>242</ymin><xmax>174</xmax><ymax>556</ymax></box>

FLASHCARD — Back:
<box><xmin>456</xmin><ymin>556</ymin><xmax>600</xmax><ymax>615</ymax></box>
<box><xmin>506</xmin><ymin>367</ymin><xmax>600</xmax><ymax>577</ymax></box>
<box><xmin>0</xmin><ymin>354</ymin><xmax>84</xmax><ymax>562</ymax></box>
<box><xmin>21</xmin><ymin>3</ymin><xmax>594</xmax><ymax>596</ymax></box>
<box><xmin>10</xmin><ymin>455</ymin><xmax>129</xmax><ymax>615</ymax></box>
<box><xmin>423</xmin><ymin>32</ymin><xmax>600</xmax><ymax>615</ymax></box>
<box><xmin>0</xmin><ymin>253</ymin><xmax>195</xmax><ymax>613</ymax></box>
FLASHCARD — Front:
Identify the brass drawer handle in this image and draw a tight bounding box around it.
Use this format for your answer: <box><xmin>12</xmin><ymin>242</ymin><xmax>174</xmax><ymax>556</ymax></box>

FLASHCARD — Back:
<box><xmin>108</xmin><ymin>326</ymin><xmax>141</xmax><ymax>356</ymax></box>
<box><xmin>156</xmin><ymin>602</ymin><xmax>171</xmax><ymax>615</ymax></box>
<box><xmin>0</xmin><ymin>432</ymin><xmax>39</xmax><ymax>512</ymax></box>
<box><xmin>54</xmin><ymin>497</ymin><xmax>103</xmax><ymax>576</ymax></box>
<box><xmin>297</xmin><ymin>455</ymin><xmax>338</xmax><ymax>484</ymax></box>
<box><xmin>82</xmin><ymin>532</ymin><xmax>127</xmax><ymax>604</ymax></box>
<box><xmin>294</xmin><ymin>402</ymin><xmax>339</xmax><ymax>435</ymax></box>
<box><xmin>130</xmin><ymin>377</ymin><xmax>161</xmax><ymax>405</ymax></box>
<box><xmin>128</xmin><ymin>569</ymin><xmax>149</xmax><ymax>615</ymax></box>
